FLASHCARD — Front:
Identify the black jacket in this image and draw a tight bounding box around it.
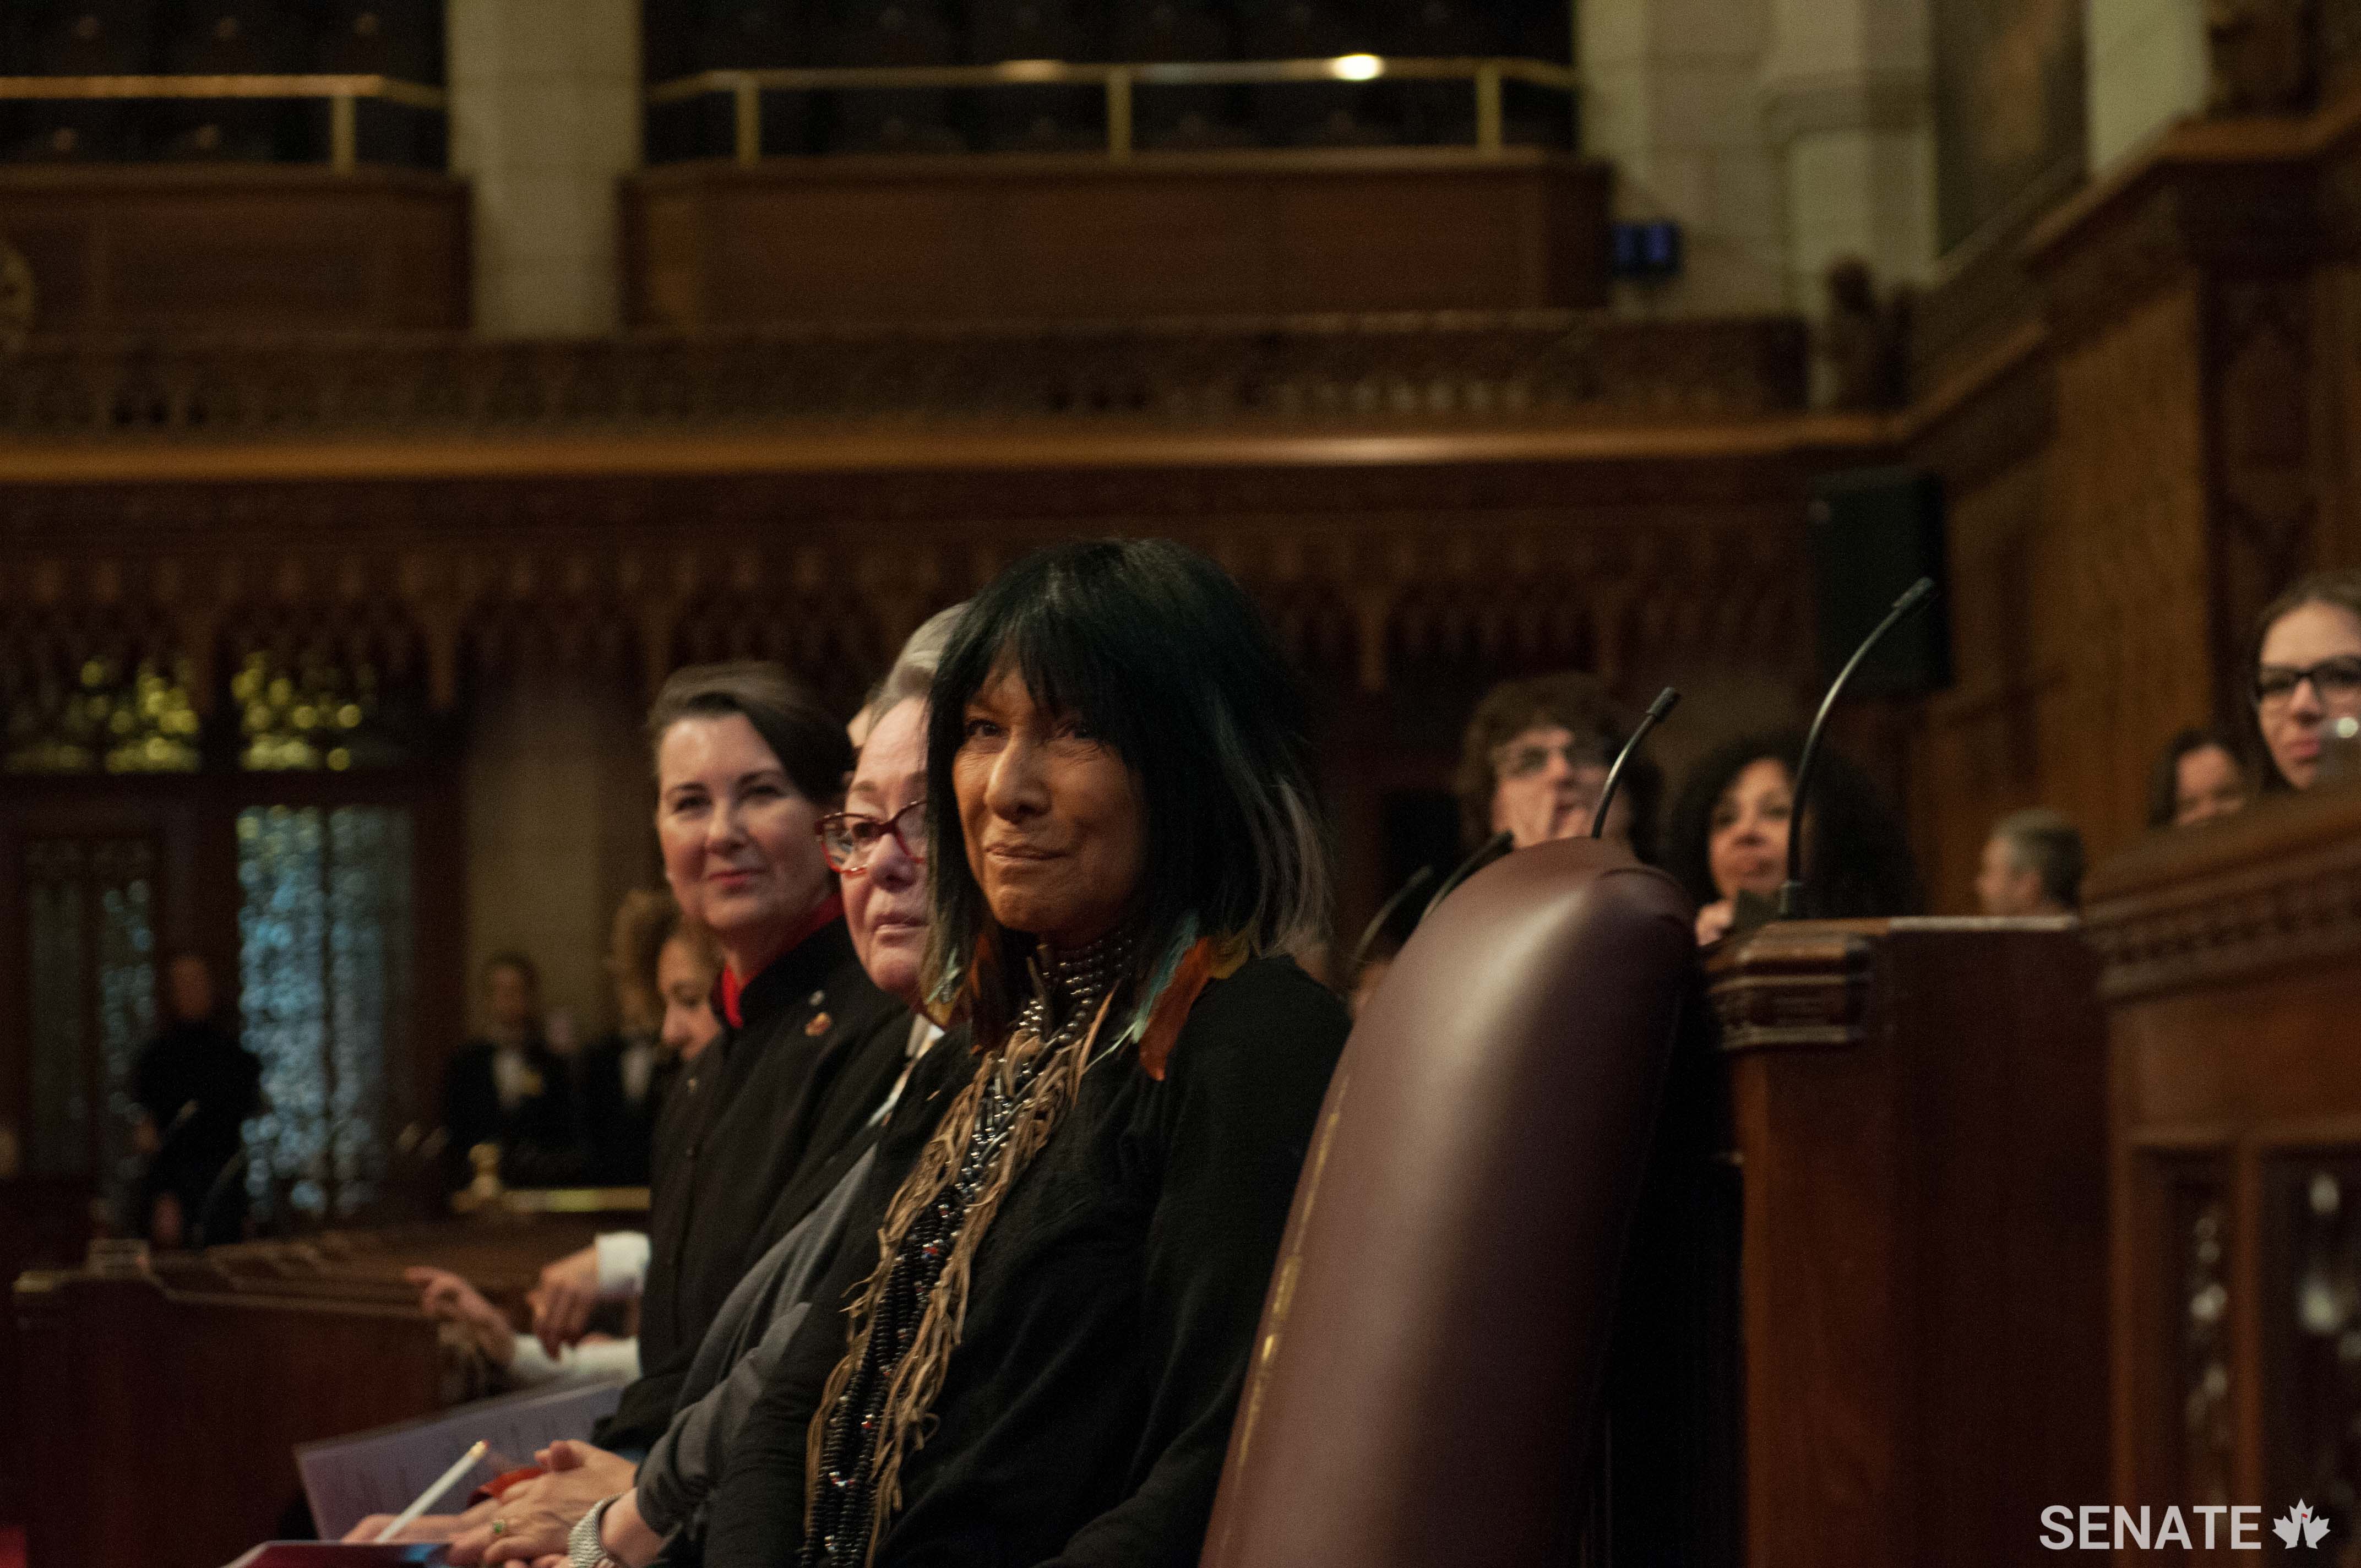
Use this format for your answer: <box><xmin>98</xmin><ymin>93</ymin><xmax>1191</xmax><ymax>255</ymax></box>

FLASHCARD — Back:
<box><xmin>597</xmin><ymin>917</ymin><xmax>909</xmax><ymax>1454</ymax></box>
<box><xmin>441</xmin><ymin>1035</ymin><xmax>580</xmax><ymax>1188</ymax></box>
<box><xmin>133</xmin><ymin>1017</ymin><xmax>263</xmax><ymax>1241</ymax></box>
<box><xmin>577</xmin><ymin>1031</ymin><xmax>674</xmax><ymax>1186</ymax></box>
<box><xmin>701</xmin><ymin>956</ymin><xmax>1350</xmax><ymax>1568</ymax></box>
<box><xmin>636</xmin><ymin>1025</ymin><xmax>967</xmax><ymax>1555</ymax></box>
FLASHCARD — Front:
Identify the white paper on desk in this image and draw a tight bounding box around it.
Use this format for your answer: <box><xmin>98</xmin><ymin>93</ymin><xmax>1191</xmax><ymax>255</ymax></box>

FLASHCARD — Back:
<box><xmin>296</xmin><ymin>1376</ymin><xmax>626</xmax><ymax>1542</ymax></box>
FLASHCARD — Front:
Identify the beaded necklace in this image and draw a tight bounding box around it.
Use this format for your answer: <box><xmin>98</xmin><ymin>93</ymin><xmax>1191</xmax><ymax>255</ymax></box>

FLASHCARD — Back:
<box><xmin>804</xmin><ymin>927</ymin><xmax>1135</xmax><ymax>1567</ymax></box>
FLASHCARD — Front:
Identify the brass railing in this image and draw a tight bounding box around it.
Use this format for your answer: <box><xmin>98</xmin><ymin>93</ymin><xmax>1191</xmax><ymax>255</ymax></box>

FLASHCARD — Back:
<box><xmin>645</xmin><ymin>55</ymin><xmax>1581</xmax><ymax>164</ymax></box>
<box><xmin>0</xmin><ymin>74</ymin><xmax>447</xmax><ymax>173</ymax></box>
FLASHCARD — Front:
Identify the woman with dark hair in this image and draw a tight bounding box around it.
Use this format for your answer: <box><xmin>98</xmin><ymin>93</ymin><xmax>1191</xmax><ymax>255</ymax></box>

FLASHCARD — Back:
<box><xmin>1453</xmin><ymin>671</ymin><xmax>1661</xmax><ymax>863</ymax></box>
<box><xmin>2249</xmin><ymin>568</ymin><xmax>2361</xmax><ymax>792</ymax></box>
<box><xmin>2147</xmin><ymin>727</ymin><xmax>2249</xmax><ymax>829</ymax></box>
<box><xmin>354</xmin><ymin>665</ymin><xmax>918</xmax><ymax>1561</ymax></box>
<box><xmin>698</xmin><ymin>538</ymin><xmax>1350</xmax><ymax>1568</ymax></box>
<box><xmin>1664</xmin><ymin>729</ymin><xmax>1922</xmax><ymax>945</ymax></box>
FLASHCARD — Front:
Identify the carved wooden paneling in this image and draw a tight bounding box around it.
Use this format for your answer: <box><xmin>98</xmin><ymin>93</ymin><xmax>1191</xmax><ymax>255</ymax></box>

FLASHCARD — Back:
<box><xmin>2088</xmin><ymin>785</ymin><xmax>2361</xmax><ymax>1524</ymax></box>
<box><xmin>624</xmin><ymin>150</ymin><xmax>1613</xmax><ymax>328</ymax></box>
<box><xmin>0</xmin><ymin>464</ymin><xmax>1832</xmax><ymax>713</ymax></box>
<box><xmin>2262</xmin><ymin>1152</ymin><xmax>2361</xmax><ymax>1534</ymax></box>
<box><xmin>0</xmin><ymin>311</ymin><xmax>1809</xmax><ymax>443</ymax></box>
<box><xmin>0</xmin><ymin>165</ymin><xmax>468</xmax><ymax>334</ymax></box>
<box><xmin>2207</xmin><ymin>272</ymin><xmax>2323</xmax><ymax>735</ymax></box>
<box><xmin>2049</xmin><ymin>287</ymin><xmax>2217</xmax><ymax>853</ymax></box>
<box><xmin>1897</xmin><ymin>84</ymin><xmax>2361</xmax><ymax>897</ymax></box>
<box><xmin>2082</xmin><ymin>782</ymin><xmax>2361</xmax><ymax>1001</ymax></box>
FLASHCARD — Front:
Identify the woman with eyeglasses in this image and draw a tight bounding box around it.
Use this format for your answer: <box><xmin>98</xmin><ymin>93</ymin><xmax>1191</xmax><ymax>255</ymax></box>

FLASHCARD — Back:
<box><xmin>699</xmin><ymin>537</ymin><xmax>1349</xmax><ymax>1568</ymax></box>
<box><xmin>531</xmin><ymin>643</ymin><xmax>986</xmax><ymax>1568</ymax></box>
<box><xmin>2251</xmin><ymin>569</ymin><xmax>2361</xmax><ymax>792</ymax></box>
<box><xmin>362</xmin><ymin>663</ymin><xmax>917</xmax><ymax>1561</ymax></box>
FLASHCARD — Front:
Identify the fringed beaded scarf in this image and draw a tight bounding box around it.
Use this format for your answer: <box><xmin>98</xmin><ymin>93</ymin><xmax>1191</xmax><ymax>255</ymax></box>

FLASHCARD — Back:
<box><xmin>801</xmin><ymin>928</ymin><xmax>1130</xmax><ymax>1568</ymax></box>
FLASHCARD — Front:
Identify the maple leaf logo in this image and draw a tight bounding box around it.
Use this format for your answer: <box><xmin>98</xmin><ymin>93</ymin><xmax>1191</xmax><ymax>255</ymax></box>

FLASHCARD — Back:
<box><xmin>2275</xmin><ymin>1500</ymin><xmax>2331</xmax><ymax>1549</ymax></box>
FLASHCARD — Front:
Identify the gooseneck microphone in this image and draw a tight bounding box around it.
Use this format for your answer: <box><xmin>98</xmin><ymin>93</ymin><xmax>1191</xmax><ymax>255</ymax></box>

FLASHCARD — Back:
<box><xmin>1348</xmin><ymin>865</ymin><xmax>1435</xmax><ymax>975</ymax></box>
<box><xmin>1777</xmin><ymin>576</ymin><xmax>1936</xmax><ymax>919</ymax></box>
<box><xmin>1591</xmin><ymin>686</ymin><xmax>1680</xmax><ymax>840</ymax></box>
<box><xmin>1423</xmin><ymin>829</ymin><xmax>1514</xmax><ymax>922</ymax></box>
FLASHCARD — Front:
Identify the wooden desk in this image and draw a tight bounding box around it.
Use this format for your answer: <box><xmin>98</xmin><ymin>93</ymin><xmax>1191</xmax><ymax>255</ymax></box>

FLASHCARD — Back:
<box><xmin>0</xmin><ymin>1179</ymin><xmax>90</xmax><ymax>1526</ymax></box>
<box><xmin>14</xmin><ymin>1214</ymin><xmax>612</xmax><ymax>1568</ymax></box>
<box><xmin>1707</xmin><ymin>918</ymin><xmax>2110</xmax><ymax>1567</ymax></box>
<box><xmin>2083</xmin><ymin>783</ymin><xmax>2361</xmax><ymax>1531</ymax></box>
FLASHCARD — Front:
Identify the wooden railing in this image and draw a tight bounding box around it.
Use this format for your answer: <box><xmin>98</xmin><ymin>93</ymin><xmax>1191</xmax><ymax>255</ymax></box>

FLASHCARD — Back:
<box><xmin>646</xmin><ymin>55</ymin><xmax>1581</xmax><ymax>164</ymax></box>
<box><xmin>0</xmin><ymin>74</ymin><xmax>446</xmax><ymax>172</ymax></box>
<box><xmin>0</xmin><ymin>313</ymin><xmax>1808</xmax><ymax>443</ymax></box>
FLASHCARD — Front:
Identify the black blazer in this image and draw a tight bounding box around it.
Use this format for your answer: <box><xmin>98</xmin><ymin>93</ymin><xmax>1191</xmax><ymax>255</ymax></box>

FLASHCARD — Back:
<box><xmin>576</xmin><ymin>1031</ymin><xmax>670</xmax><ymax>1186</ymax></box>
<box><xmin>440</xmin><ymin>1036</ymin><xmax>580</xmax><ymax>1189</ymax></box>
<box><xmin>701</xmin><ymin>956</ymin><xmax>1351</xmax><ymax>1568</ymax></box>
<box><xmin>596</xmin><ymin>916</ymin><xmax>910</xmax><ymax>1454</ymax></box>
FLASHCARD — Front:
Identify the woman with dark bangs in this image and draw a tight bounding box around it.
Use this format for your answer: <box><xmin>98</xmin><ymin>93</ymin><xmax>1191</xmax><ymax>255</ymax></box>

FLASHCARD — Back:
<box><xmin>698</xmin><ymin>538</ymin><xmax>1350</xmax><ymax>1568</ymax></box>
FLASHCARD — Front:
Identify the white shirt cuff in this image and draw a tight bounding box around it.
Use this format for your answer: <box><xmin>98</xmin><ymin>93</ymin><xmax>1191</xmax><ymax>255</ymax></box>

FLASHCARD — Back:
<box><xmin>507</xmin><ymin>1335</ymin><xmax>641</xmax><ymax>1389</ymax></box>
<box><xmin>595</xmin><ymin>1232</ymin><xmax>650</xmax><ymax>1299</ymax></box>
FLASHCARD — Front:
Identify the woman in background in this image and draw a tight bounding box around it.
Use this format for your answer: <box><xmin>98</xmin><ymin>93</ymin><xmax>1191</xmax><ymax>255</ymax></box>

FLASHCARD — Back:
<box><xmin>1665</xmin><ymin>729</ymin><xmax>1922</xmax><ymax>945</ymax></box>
<box><xmin>2250</xmin><ymin>569</ymin><xmax>2361</xmax><ymax>792</ymax></box>
<box><xmin>2147</xmin><ymin>728</ymin><xmax>2249</xmax><ymax>829</ymax></box>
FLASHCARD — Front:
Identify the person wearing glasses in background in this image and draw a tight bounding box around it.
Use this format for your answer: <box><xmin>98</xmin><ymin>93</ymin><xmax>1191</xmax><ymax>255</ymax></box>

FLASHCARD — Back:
<box><xmin>2251</xmin><ymin>568</ymin><xmax>2361</xmax><ymax>793</ymax></box>
<box><xmin>1452</xmin><ymin>672</ymin><xmax>1662</xmax><ymax>862</ymax></box>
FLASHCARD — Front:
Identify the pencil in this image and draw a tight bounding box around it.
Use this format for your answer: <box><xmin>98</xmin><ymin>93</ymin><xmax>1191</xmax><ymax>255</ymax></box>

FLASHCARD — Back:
<box><xmin>373</xmin><ymin>1439</ymin><xmax>488</xmax><ymax>1543</ymax></box>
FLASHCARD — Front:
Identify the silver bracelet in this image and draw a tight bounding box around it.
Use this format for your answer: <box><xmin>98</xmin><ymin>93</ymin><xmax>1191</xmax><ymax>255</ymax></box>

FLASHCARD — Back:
<box><xmin>568</xmin><ymin>1495</ymin><xmax>618</xmax><ymax>1568</ymax></box>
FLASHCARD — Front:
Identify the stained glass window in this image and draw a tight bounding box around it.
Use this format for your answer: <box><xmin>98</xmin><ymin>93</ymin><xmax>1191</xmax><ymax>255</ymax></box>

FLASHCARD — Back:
<box><xmin>21</xmin><ymin>837</ymin><xmax>156</xmax><ymax>1196</ymax></box>
<box><xmin>4</xmin><ymin>657</ymin><xmax>202</xmax><ymax>774</ymax></box>
<box><xmin>237</xmin><ymin>804</ymin><xmax>413</xmax><ymax>1216</ymax></box>
<box><xmin>235</xmin><ymin>654</ymin><xmax>408</xmax><ymax>772</ymax></box>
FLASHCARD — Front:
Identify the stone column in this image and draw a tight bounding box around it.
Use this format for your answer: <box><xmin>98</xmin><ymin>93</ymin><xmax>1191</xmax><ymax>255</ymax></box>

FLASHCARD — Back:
<box><xmin>2083</xmin><ymin>0</ymin><xmax>2208</xmax><ymax>175</ymax></box>
<box><xmin>1759</xmin><ymin>0</ymin><xmax>1937</xmax><ymax>311</ymax></box>
<box><xmin>445</xmin><ymin>0</ymin><xmax>641</xmax><ymax>336</ymax></box>
<box><xmin>1580</xmin><ymin>0</ymin><xmax>1789</xmax><ymax>314</ymax></box>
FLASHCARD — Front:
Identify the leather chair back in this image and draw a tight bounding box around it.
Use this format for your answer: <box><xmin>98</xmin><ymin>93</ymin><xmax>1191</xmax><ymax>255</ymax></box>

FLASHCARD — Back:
<box><xmin>1201</xmin><ymin>838</ymin><xmax>1695</xmax><ymax>1567</ymax></box>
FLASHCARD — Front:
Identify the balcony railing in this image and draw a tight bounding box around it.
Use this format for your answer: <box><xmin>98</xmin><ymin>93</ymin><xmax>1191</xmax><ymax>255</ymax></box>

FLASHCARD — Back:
<box><xmin>645</xmin><ymin>55</ymin><xmax>1581</xmax><ymax>164</ymax></box>
<box><xmin>0</xmin><ymin>314</ymin><xmax>1808</xmax><ymax>442</ymax></box>
<box><xmin>0</xmin><ymin>74</ymin><xmax>446</xmax><ymax>173</ymax></box>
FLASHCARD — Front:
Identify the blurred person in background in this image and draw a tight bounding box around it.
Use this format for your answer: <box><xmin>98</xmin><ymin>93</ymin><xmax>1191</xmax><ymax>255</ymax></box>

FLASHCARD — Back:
<box><xmin>1974</xmin><ymin>808</ymin><xmax>2085</xmax><ymax>917</ymax></box>
<box><xmin>442</xmin><ymin>951</ymin><xmax>580</xmax><ymax>1189</ymax></box>
<box><xmin>132</xmin><ymin>952</ymin><xmax>262</xmax><ymax>1249</ymax></box>
<box><xmin>2148</xmin><ymin>727</ymin><xmax>2248</xmax><ymax>829</ymax></box>
<box><xmin>1453</xmin><ymin>672</ymin><xmax>1660</xmax><ymax>861</ymax></box>
<box><xmin>1666</xmin><ymin>730</ymin><xmax>1922</xmax><ymax>946</ymax></box>
<box><xmin>2250</xmin><ymin>569</ymin><xmax>2361</xmax><ymax>792</ymax></box>
<box><xmin>579</xmin><ymin>890</ymin><xmax>691</xmax><ymax>1188</ymax></box>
